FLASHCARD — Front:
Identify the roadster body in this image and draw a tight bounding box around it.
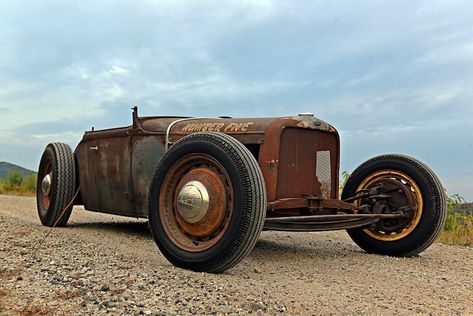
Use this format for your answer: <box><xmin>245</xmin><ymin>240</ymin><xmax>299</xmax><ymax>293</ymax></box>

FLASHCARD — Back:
<box><xmin>37</xmin><ymin>107</ymin><xmax>447</xmax><ymax>272</ymax></box>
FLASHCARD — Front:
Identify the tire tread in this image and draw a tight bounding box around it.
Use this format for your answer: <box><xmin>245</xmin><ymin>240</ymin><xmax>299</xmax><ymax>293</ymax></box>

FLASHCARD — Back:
<box><xmin>37</xmin><ymin>142</ymin><xmax>76</xmax><ymax>227</ymax></box>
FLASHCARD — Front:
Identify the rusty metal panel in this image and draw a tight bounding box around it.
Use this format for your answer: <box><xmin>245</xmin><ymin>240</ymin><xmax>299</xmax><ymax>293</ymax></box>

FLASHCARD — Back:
<box><xmin>277</xmin><ymin>128</ymin><xmax>320</xmax><ymax>199</ymax></box>
<box><xmin>255</xmin><ymin>116</ymin><xmax>340</xmax><ymax>202</ymax></box>
<box><xmin>75</xmin><ymin>140</ymin><xmax>99</xmax><ymax>210</ymax></box>
<box><xmin>170</xmin><ymin>118</ymin><xmax>273</xmax><ymax>134</ymax></box>
<box><xmin>140</xmin><ymin>116</ymin><xmax>190</xmax><ymax>132</ymax></box>
<box><xmin>82</xmin><ymin>126</ymin><xmax>131</xmax><ymax>141</ymax></box>
<box><xmin>75</xmin><ymin>136</ymin><xmax>134</xmax><ymax>214</ymax></box>
<box><xmin>131</xmin><ymin>135</ymin><xmax>165</xmax><ymax>217</ymax></box>
<box><xmin>91</xmin><ymin>136</ymin><xmax>134</xmax><ymax>215</ymax></box>
<box><xmin>258</xmin><ymin>118</ymin><xmax>295</xmax><ymax>201</ymax></box>
<box><xmin>276</xmin><ymin>128</ymin><xmax>339</xmax><ymax>200</ymax></box>
<box><xmin>168</xmin><ymin>118</ymin><xmax>270</xmax><ymax>145</ymax></box>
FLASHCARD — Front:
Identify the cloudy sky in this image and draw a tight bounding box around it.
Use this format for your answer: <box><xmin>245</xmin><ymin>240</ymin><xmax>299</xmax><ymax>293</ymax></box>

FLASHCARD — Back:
<box><xmin>0</xmin><ymin>0</ymin><xmax>472</xmax><ymax>200</ymax></box>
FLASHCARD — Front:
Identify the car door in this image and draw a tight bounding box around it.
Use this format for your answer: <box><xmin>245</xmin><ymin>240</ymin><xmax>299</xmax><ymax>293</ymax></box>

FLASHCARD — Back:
<box><xmin>76</xmin><ymin>139</ymin><xmax>100</xmax><ymax>211</ymax></box>
<box><xmin>91</xmin><ymin>134</ymin><xmax>134</xmax><ymax>215</ymax></box>
<box><xmin>76</xmin><ymin>127</ymin><xmax>135</xmax><ymax>216</ymax></box>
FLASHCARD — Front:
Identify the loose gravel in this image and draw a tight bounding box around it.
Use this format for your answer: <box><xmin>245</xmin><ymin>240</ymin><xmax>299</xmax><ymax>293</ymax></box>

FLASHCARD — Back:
<box><xmin>1</xmin><ymin>195</ymin><xmax>472</xmax><ymax>315</ymax></box>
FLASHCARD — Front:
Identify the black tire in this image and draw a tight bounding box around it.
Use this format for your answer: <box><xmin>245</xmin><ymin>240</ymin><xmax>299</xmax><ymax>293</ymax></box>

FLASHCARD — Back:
<box><xmin>36</xmin><ymin>142</ymin><xmax>76</xmax><ymax>227</ymax></box>
<box><xmin>148</xmin><ymin>132</ymin><xmax>266</xmax><ymax>273</ymax></box>
<box><xmin>342</xmin><ymin>154</ymin><xmax>447</xmax><ymax>257</ymax></box>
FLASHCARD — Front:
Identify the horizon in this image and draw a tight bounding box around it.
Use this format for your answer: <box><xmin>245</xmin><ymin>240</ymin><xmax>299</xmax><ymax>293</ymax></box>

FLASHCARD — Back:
<box><xmin>0</xmin><ymin>1</ymin><xmax>472</xmax><ymax>200</ymax></box>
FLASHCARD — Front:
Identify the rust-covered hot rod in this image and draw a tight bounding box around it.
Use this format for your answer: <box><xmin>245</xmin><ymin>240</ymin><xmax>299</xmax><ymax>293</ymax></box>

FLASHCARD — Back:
<box><xmin>37</xmin><ymin>107</ymin><xmax>446</xmax><ymax>272</ymax></box>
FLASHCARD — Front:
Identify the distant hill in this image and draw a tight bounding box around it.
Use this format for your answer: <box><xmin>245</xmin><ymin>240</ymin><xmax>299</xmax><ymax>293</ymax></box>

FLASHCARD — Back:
<box><xmin>0</xmin><ymin>161</ymin><xmax>36</xmax><ymax>179</ymax></box>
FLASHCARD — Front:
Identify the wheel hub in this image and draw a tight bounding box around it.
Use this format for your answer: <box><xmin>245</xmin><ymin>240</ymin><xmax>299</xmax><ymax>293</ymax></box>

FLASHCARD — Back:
<box><xmin>161</xmin><ymin>157</ymin><xmax>232</xmax><ymax>249</ymax></box>
<box><xmin>42</xmin><ymin>173</ymin><xmax>52</xmax><ymax>196</ymax></box>
<box><xmin>176</xmin><ymin>181</ymin><xmax>210</xmax><ymax>224</ymax></box>
<box><xmin>357</xmin><ymin>170</ymin><xmax>423</xmax><ymax>241</ymax></box>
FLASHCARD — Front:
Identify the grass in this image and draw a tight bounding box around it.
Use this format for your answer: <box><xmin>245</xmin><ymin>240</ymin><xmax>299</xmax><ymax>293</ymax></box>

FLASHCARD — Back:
<box><xmin>437</xmin><ymin>217</ymin><xmax>473</xmax><ymax>246</ymax></box>
<box><xmin>437</xmin><ymin>194</ymin><xmax>473</xmax><ymax>246</ymax></box>
<box><xmin>0</xmin><ymin>187</ymin><xmax>36</xmax><ymax>197</ymax></box>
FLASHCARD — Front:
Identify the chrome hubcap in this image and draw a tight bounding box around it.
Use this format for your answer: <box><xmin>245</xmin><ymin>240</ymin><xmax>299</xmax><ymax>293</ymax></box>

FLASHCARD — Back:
<box><xmin>42</xmin><ymin>173</ymin><xmax>52</xmax><ymax>196</ymax></box>
<box><xmin>177</xmin><ymin>181</ymin><xmax>210</xmax><ymax>224</ymax></box>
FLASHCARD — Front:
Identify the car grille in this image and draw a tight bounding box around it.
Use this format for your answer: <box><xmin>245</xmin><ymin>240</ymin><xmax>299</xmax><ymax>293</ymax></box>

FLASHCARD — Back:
<box><xmin>316</xmin><ymin>150</ymin><xmax>331</xmax><ymax>198</ymax></box>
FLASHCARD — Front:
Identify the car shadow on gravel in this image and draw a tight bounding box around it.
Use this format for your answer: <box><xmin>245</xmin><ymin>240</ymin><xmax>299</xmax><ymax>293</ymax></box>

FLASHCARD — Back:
<box><xmin>67</xmin><ymin>221</ymin><xmax>364</xmax><ymax>262</ymax></box>
<box><xmin>252</xmin><ymin>235</ymin><xmax>362</xmax><ymax>260</ymax></box>
<box><xmin>67</xmin><ymin>221</ymin><xmax>152</xmax><ymax>238</ymax></box>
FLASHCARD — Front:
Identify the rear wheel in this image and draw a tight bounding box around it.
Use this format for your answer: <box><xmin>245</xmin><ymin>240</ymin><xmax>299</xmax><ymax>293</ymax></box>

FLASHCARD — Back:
<box><xmin>148</xmin><ymin>132</ymin><xmax>266</xmax><ymax>273</ymax></box>
<box><xmin>36</xmin><ymin>142</ymin><xmax>76</xmax><ymax>227</ymax></box>
<box><xmin>342</xmin><ymin>154</ymin><xmax>446</xmax><ymax>256</ymax></box>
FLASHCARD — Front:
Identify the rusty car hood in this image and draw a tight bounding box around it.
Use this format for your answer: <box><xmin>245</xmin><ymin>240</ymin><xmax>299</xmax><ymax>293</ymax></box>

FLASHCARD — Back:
<box><xmin>140</xmin><ymin>115</ymin><xmax>337</xmax><ymax>134</ymax></box>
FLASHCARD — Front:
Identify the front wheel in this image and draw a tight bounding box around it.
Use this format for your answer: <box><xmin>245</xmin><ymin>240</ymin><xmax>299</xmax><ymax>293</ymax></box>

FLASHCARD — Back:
<box><xmin>36</xmin><ymin>142</ymin><xmax>76</xmax><ymax>227</ymax></box>
<box><xmin>147</xmin><ymin>132</ymin><xmax>266</xmax><ymax>273</ymax></box>
<box><xmin>342</xmin><ymin>154</ymin><xmax>446</xmax><ymax>257</ymax></box>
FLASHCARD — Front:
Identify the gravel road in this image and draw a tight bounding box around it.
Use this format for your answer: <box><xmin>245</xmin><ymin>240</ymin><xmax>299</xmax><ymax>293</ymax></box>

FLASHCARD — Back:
<box><xmin>1</xmin><ymin>195</ymin><xmax>472</xmax><ymax>315</ymax></box>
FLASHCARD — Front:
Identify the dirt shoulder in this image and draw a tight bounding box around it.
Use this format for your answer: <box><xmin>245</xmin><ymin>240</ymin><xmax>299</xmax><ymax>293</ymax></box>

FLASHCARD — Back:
<box><xmin>1</xmin><ymin>195</ymin><xmax>472</xmax><ymax>315</ymax></box>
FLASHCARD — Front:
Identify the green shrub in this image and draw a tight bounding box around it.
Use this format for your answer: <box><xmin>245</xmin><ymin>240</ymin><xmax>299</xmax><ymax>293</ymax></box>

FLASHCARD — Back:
<box><xmin>438</xmin><ymin>194</ymin><xmax>473</xmax><ymax>246</ymax></box>
<box><xmin>3</xmin><ymin>171</ymin><xmax>23</xmax><ymax>189</ymax></box>
<box><xmin>23</xmin><ymin>173</ymin><xmax>37</xmax><ymax>192</ymax></box>
<box><xmin>0</xmin><ymin>171</ymin><xmax>36</xmax><ymax>196</ymax></box>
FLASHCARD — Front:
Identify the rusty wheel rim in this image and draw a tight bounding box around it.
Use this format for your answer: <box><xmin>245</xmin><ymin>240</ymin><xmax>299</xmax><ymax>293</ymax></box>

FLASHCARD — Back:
<box><xmin>356</xmin><ymin>170</ymin><xmax>423</xmax><ymax>241</ymax></box>
<box><xmin>159</xmin><ymin>154</ymin><xmax>234</xmax><ymax>252</ymax></box>
<box><xmin>41</xmin><ymin>162</ymin><xmax>53</xmax><ymax>210</ymax></box>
